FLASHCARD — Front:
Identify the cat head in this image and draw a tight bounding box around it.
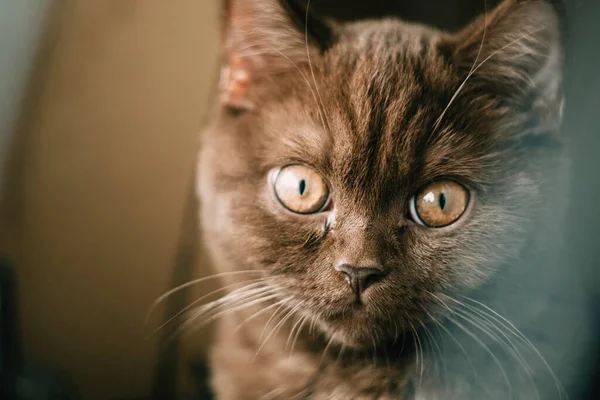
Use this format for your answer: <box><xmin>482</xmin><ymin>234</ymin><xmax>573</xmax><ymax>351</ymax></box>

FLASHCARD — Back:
<box><xmin>198</xmin><ymin>0</ymin><xmax>564</xmax><ymax>348</ymax></box>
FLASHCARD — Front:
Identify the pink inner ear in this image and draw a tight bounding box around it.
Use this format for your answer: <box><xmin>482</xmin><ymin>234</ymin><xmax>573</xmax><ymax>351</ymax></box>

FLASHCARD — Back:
<box><xmin>220</xmin><ymin>55</ymin><xmax>255</xmax><ymax>111</ymax></box>
<box><xmin>220</xmin><ymin>0</ymin><xmax>323</xmax><ymax>111</ymax></box>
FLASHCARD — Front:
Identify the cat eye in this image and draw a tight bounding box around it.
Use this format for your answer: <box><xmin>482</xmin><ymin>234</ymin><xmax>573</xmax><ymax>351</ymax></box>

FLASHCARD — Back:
<box><xmin>409</xmin><ymin>180</ymin><xmax>469</xmax><ymax>228</ymax></box>
<box><xmin>273</xmin><ymin>165</ymin><xmax>330</xmax><ymax>214</ymax></box>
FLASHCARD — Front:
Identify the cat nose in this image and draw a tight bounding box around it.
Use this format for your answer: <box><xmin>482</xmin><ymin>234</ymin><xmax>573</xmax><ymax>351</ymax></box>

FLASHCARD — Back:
<box><xmin>335</xmin><ymin>263</ymin><xmax>386</xmax><ymax>297</ymax></box>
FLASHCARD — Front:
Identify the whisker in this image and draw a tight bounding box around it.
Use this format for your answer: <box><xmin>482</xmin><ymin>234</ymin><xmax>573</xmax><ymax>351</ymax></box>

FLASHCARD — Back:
<box><xmin>434</xmin><ymin>14</ymin><xmax>547</xmax><ymax>135</ymax></box>
<box><xmin>451</xmin><ymin>306</ymin><xmax>539</xmax><ymax>400</ymax></box>
<box><xmin>151</xmin><ymin>277</ymin><xmax>272</xmax><ymax>333</ymax></box>
<box><xmin>267</xmin><ymin>44</ymin><xmax>328</xmax><ymax>132</ymax></box>
<box><xmin>289</xmin><ymin>314</ymin><xmax>309</xmax><ymax>355</ymax></box>
<box><xmin>461</xmin><ymin>296</ymin><xmax>549</xmax><ymax>353</ymax></box>
<box><xmin>165</xmin><ymin>289</ymin><xmax>280</xmax><ymax>348</ymax></box>
<box><xmin>179</xmin><ymin>283</ymin><xmax>281</xmax><ymax>333</ymax></box>
<box><xmin>233</xmin><ymin>298</ymin><xmax>289</xmax><ymax>334</ymax></box>
<box><xmin>309</xmin><ymin>313</ymin><xmax>318</xmax><ymax>335</ymax></box>
<box><xmin>260</xmin><ymin>387</ymin><xmax>286</xmax><ymax>400</ymax></box>
<box><xmin>424</xmin><ymin>308</ymin><xmax>480</xmax><ymax>383</ymax></box>
<box><xmin>421</xmin><ymin>319</ymin><xmax>446</xmax><ymax>385</ymax></box>
<box><xmin>417</xmin><ymin>324</ymin><xmax>425</xmax><ymax>387</ymax></box>
<box><xmin>320</xmin><ymin>331</ymin><xmax>337</xmax><ymax>366</ymax></box>
<box><xmin>399</xmin><ymin>328</ymin><xmax>407</xmax><ymax>358</ymax></box>
<box><xmin>408</xmin><ymin>321</ymin><xmax>423</xmax><ymax>387</ymax></box>
<box><xmin>286</xmin><ymin>312</ymin><xmax>307</xmax><ymax>353</ymax></box>
<box><xmin>432</xmin><ymin>0</ymin><xmax>488</xmax><ymax>133</ymax></box>
<box><xmin>259</xmin><ymin>299</ymin><xmax>290</xmax><ymax>343</ymax></box>
<box><xmin>254</xmin><ymin>299</ymin><xmax>301</xmax><ymax>359</ymax></box>
<box><xmin>335</xmin><ymin>341</ymin><xmax>346</xmax><ymax>365</ymax></box>
<box><xmin>459</xmin><ymin>295</ymin><xmax>564</xmax><ymax>399</ymax></box>
<box><xmin>146</xmin><ymin>270</ymin><xmax>266</xmax><ymax>323</ymax></box>
<box><xmin>304</xmin><ymin>0</ymin><xmax>330</xmax><ymax>131</ymax></box>
<box><xmin>445</xmin><ymin>297</ymin><xmax>534</xmax><ymax>374</ymax></box>
<box><xmin>430</xmin><ymin>293</ymin><xmax>513</xmax><ymax>399</ymax></box>
<box><xmin>188</xmin><ymin>289</ymin><xmax>280</xmax><ymax>330</ymax></box>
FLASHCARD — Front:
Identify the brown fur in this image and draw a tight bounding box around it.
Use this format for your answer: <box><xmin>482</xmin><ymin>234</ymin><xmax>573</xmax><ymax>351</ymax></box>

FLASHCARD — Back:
<box><xmin>196</xmin><ymin>1</ymin><xmax>567</xmax><ymax>398</ymax></box>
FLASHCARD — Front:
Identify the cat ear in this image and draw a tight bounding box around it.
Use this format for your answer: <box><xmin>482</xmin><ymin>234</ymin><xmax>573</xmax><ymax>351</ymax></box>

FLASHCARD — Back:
<box><xmin>220</xmin><ymin>0</ymin><xmax>333</xmax><ymax>111</ymax></box>
<box><xmin>453</xmin><ymin>0</ymin><xmax>563</xmax><ymax>129</ymax></box>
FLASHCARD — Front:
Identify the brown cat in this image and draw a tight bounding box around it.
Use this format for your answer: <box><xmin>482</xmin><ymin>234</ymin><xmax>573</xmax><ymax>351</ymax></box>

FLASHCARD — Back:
<box><xmin>196</xmin><ymin>0</ymin><xmax>592</xmax><ymax>398</ymax></box>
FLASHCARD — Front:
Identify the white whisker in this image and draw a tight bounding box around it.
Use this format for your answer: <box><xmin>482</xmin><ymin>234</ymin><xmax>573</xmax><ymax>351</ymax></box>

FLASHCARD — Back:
<box><xmin>233</xmin><ymin>298</ymin><xmax>289</xmax><ymax>334</ymax></box>
<box><xmin>267</xmin><ymin>45</ymin><xmax>328</xmax><ymax>130</ymax></box>
<box><xmin>408</xmin><ymin>321</ymin><xmax>424</xmax><ymax>387</ymax></box>
<box><xmin>449</xmin><ymin>304</ymin><xmax>539</xmax><ymax>400</ymax></box>
<box><xmin>445</xmin><ymin>297</ymin><xmax>535</xmax><ymax>375</ymax></box>
<box><xmin>432</xmin><ymin>0</ymin><xmax>488</xmax><ymax>133</ymax></box>
<box><xmin>425</xmin><ymin>308</ymin><xmax>479</xmax><ymax>383</ymax></box>
<box><xmin>189</xmin><ymin>290</ymin><xmax>280</xmax><ymax>329</ymax></box>
<box><xmin>290</xmin><ymin>314</ymin><xmax>309</xmax><ymax>355</ymax></box>
<box><xmin>181</xmin><ymin>283</ymin><xmax>280</xmax><ymax>331</ymax></box>
<box><xmin>146</xmin><ymin>270</ymin><xmax>266</xmax><ymax>323</ymax></box>
<box><xmin>151</xmin><ymin>278</ymin><xmax>272</xmax><ymax>333</ymax></box>
<box><xmin>459</xmin><ymin>295</ymin><xmax>564</xmax><ymax>399</ymax></box>
<box><xmin>309</xmin><ymin>313</ymin><xmax>318</xmax><ymax>335</ymax></box>
<box><xmin>430</xmin><ymin>292</ymin><xmax>513</xmax><ymax>399</ymax></box>
<box><xmin>286</xmin><ymin>312</ymin><xmax>306</xmax><ymax>353</ymax></box>
<box><xmin>421</xmin><ymin>320</ymin><xmax>446</xmax><ymax>385</ymax></box>
<box><xmin>320</xmin><ymin>331</ymin><xmax>337</xmax><ymax>366</ymax></box>
<box><xmin>254</xmin><ymin>299</ymin><xmax>301</xmax><ymax>359</ymax></box>
<box><xmin>304</xmin><ymin>0</ymin><xmax>330</xmax><ymax>131</ymax></box>
<box><xmin>259</xmin><ymin>298</ymin><xmax>290</xmax><ymax>343</ymax></box>
<box><xmin>434</xmin><ymin>11</ymin><xmax>546</xmax><ymax>134</ymax></box>
<box><xmin>165</xmin><ymin>287</ymin><xmax>280</xmax><ymax>347</ymax></box>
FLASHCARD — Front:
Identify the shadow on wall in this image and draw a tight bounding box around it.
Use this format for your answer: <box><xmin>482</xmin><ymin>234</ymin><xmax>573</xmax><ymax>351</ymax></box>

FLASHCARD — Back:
<box><xmin>1</xmin><ymin>0</ymin><xmax>220</xmax><ymax>399</ymax></box>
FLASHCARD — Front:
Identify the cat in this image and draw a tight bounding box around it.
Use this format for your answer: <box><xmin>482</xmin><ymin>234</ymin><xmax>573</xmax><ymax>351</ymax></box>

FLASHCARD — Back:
<box><xmin>195</xmin><ymin>0</ymin><xmax>594</xmax><ymax>398</ymax></box>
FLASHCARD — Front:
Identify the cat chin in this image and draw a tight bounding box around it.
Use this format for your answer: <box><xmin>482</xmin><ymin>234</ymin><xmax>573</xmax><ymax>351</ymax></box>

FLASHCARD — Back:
<box><xmin>328</xmin><ymin>330</ymin><xmax>383</xmax><ymax>349</ymax></box>
<box><xmin>315</xmin><ymin>311</ymin><xmax>401</xmax><ymax>350</ymax></box>
<box><xmin>320</xmin><ymin>324</ymin><xmax>401</xmax><ymax>351</ymax></box>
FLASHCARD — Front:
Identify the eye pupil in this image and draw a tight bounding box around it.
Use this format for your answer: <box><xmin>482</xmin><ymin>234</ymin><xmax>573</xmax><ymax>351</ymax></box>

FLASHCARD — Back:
<box><xmin>299</xmin><ymin>179</ymin><xmax>306</xmax><ymax>196</ymax></box>
<box><xmin>439</xmin><ymin>192</ymin><xmax>447</xmax><ymax>210</ymax></box>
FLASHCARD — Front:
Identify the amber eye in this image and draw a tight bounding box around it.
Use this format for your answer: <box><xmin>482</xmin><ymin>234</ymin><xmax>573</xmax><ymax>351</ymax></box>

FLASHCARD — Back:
<box><xmin>410</xmin><ymin>180</ymin><xmax>469</xmax><ymax>228</ymax></box>
<box><xmin>273</xmin><ymin>165</ymin><xmax>330</xmax><ymax>214</ymax></box>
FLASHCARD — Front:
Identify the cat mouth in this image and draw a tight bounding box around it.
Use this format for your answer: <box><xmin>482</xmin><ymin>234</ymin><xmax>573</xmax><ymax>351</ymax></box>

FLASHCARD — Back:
<box><xmin>305</xmin><ymin>294</ymin><xmax>420</xmax><ymax>349</ymax></box>
<box><xmin>315</xmin><ymin>305</ymin><xmax>395</xmax><ymax>347</ymax></box>
<box><xmin>316</xmin><ymin>285</ymin><xmax>393</xmax><ymax>322</ymax></box>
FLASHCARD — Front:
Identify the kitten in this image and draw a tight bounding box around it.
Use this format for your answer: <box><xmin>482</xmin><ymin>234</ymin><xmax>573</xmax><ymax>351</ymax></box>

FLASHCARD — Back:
<box><xmin>196</xmin><ymin>0</ymin><xmax>593</xmax><ymax>398</ymax></box>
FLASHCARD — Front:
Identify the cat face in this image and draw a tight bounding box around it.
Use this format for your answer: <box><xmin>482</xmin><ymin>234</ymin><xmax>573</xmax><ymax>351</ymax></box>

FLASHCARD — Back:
<box><xmin>198</xmin><ymin>0</ymin><xmax>563</xmax><ymax>348</ymax></box>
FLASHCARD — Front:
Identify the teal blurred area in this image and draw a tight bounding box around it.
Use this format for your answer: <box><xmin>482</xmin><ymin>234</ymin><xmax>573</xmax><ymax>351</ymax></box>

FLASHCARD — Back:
<box><xmin>0</xmin><ymin>0</ymin><xmax>50</xmax><ymax>188</ymax></box>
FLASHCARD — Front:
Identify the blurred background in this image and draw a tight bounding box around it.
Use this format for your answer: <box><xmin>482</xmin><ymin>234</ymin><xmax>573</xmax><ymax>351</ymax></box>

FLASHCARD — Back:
<box><xmin>0</xmin><ymin>0</ymin><xmax>598</xmax><ymax>399</ymax></box>
<box><xmin>0</xmin><ymin>1</ymin><xmax>221</xmax><ymax>399</ymax></box>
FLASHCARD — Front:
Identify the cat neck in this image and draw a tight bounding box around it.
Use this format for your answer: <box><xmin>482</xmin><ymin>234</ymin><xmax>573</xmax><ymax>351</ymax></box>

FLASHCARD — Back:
<box><xmin>210</xmin><ymin>301</ymin><xmax>416</xmax><ymax>399</ymax></box>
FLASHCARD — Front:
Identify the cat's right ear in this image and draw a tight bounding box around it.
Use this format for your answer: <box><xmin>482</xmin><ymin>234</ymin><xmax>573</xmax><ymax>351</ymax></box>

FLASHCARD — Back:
<box><xmin>220</xmin><ymin>0</ymin><xmax>333</xmax><ymax>111</ymax></box>
<box><xmin>451</xmin><ymin>0</ymin><xmax>564</xmax><ymax>131</ymax></box>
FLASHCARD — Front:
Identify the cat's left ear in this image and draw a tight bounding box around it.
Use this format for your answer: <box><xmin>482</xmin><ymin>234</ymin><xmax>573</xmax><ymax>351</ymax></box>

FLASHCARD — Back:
<box><xmin>220</xmin><ymin>0</ymin><xmax>333</xmax><ymax>111</ymax></box>
<box><xmin>453</xmin><ymin>0</ymin><xmax>564</xmax><ymax>130</ymax></box>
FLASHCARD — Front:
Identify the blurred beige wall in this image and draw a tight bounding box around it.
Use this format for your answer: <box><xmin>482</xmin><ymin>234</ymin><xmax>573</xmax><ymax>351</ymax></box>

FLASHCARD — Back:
<box><xmin>1</xmin><ymin>0</ymin><xmax>220</xmax><ymax>399</ymax></box>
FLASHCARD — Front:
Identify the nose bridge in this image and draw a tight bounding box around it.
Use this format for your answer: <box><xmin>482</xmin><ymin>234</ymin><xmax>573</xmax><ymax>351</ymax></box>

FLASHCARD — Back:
<box><xmin>337</xmin><ymin>216</ymin><xmax>385</xmax><ymax>268</ymax></box>
<box><xmin>335</xmin><ymin>215</ymin><xmax>390</xmax><ymax>298</ymax></box>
